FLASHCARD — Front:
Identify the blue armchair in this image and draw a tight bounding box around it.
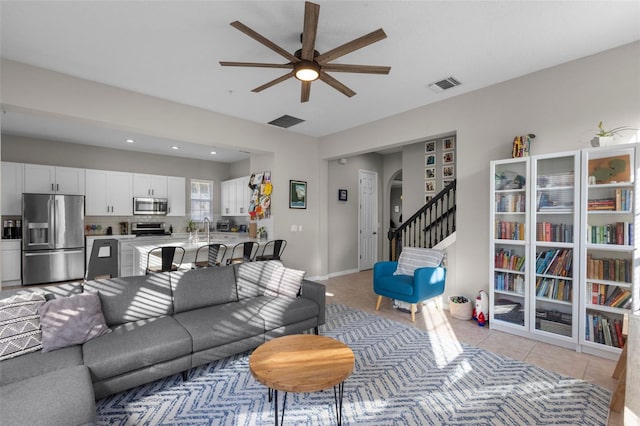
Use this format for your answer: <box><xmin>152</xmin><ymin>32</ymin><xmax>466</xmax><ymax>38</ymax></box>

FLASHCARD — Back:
<box><xmin>373</xmin><ymin>250</ymin><xmax>446</xmax><ymax>322</ymax></box>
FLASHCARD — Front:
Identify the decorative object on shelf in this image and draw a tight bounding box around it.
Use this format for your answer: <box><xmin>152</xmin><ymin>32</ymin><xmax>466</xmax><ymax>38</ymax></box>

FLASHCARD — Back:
<box><xmin>338</xmin><ymin>189</ymin><xmax>348</xmax><ymax>201</ymax></box>
<box><xmin>511</xmin><ymin>134</ymin><xmax>536</xmax><ymax>158</ymax></box>
<box><xmin>289</xmin><ymin>180</ymin><xmax>307</xmax><ymax>209</ymax></box>
<box><xmin>590</xmin><ymin>121</ymin><xmax>638</xmax><ymax>147</ymax></box>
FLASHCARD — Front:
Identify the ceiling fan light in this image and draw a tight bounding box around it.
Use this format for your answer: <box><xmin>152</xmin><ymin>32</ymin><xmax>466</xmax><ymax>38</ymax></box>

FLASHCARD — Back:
<box><xmin>294</xmin><ymin>61</ymin><xmax>320</xmax><ymax>82</ymax></box>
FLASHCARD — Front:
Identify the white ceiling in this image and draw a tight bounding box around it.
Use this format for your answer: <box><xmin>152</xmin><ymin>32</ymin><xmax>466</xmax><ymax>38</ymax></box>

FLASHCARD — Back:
<box><xmin>1</xmin><ymin>1</ymin><xmax>639</xmax><ymax>162</ymax></box>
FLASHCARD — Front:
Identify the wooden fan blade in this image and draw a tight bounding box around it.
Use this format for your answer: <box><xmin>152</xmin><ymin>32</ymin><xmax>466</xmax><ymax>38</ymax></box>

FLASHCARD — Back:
<box><xmin>230</xmin><ymin>21</ymin><xmax>299</xmax><ymax>63</ymax></box>
<box><xmin>322</xmin><ymin>64</ymin><xmax>391</xmax><ymax>74</ymax></box>
<box><xmin>220</xmin><ymin>61</ymin><xmax>293</xmax><ymax>69</ymax></box>
<box><xmin>315</xmin><ymin>29</ymin><xmax>387</xmax><ymax>65</ymax></box>
<box><xmin>251</xmin><ymin>71</ymin><xmax>295</xmax><ymax>93</ymax></box>
<box><xmin>301</xmin><ymin>2</ymin><xmax>320</xmax><ymax>61</ymax></box>
<box><xmin>301</xmin><ymin>81</ymin><xmax>311</xmax><ymax>103</ymax></box>
<box><xmin>319</xmin><ymin>72</ymin><xmax>356</xmax><ymax>98</ymax></box>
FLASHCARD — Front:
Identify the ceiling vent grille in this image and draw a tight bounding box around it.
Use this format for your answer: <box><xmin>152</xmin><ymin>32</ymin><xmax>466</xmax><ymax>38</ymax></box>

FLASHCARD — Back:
<box><xmin>268</xmin><ymin>115</ymin><xmax>305</xmax><ymax>128</ymax></box>
<box><xmin>428</xmin><ymin>77</ymin><xmax>462</xmax><ymax>92</ymax></box>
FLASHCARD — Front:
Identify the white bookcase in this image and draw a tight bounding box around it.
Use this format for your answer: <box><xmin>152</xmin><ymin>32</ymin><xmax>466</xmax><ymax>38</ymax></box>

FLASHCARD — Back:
<box><xmin>490</xmin><ymin>144</ymin><xmax>638</xmax><ymax>359</ymax></box>
<box><xmin>579</xmin><ymin>143</ymin><xmax>639</xmax><ymax>360</ymax></box>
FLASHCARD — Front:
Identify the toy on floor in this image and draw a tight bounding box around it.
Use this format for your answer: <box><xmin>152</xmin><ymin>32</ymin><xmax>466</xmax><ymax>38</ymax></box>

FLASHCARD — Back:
<box><xmin>472</xmin><ymin>290</ymin><xmax>489</xmax><ymax>326</ymax></box>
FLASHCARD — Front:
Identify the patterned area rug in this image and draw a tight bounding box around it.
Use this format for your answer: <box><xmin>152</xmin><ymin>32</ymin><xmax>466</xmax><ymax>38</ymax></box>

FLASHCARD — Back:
<box><xmin>96</xmin><ymin>304</ymin><xmax>611</xmax><ymax>425</ymax></box>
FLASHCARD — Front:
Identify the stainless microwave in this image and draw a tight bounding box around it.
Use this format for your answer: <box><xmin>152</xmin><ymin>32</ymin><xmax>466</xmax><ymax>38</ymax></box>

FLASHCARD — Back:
<box><xmin>133</xmin><ymin>197</ymin><xmax>168</xmax><ymax>215</ymax></box>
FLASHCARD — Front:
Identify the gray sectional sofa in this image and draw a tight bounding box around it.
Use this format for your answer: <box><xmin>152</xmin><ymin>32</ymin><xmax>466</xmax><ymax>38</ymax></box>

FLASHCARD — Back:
<box><xmin>0</xmin><ymin>261</ymin><xmax>325</xmax><ymax>426</ymax></box>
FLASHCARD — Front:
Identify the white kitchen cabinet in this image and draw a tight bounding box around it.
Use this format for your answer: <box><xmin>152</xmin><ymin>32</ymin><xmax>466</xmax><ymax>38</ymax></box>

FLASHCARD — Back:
<box><xmin>1</xmin><ymin>162</ymin><xmax>24</xmax><ymax>215</ymax></box>
<box><xmin>167</xmin><ymin>176</ymin><xmax>186</xmax><ymax>216</ymax></box>
<box><xmin>24</xmin><ymin>164</ymin><xmax>85</xmax><ymax>195</ymax></box>
<box><xmin>85</xmin><ymin>169</ymin><xmax>133</xmax><ymax>216</ymax></box>
<box><xmin>221</xmin><ymin>176</ymin><xmax>251</xmax><ymax>216</ymax></box>
<box><xmin>1</xmin><ymin>239</ymin><xmax>22</xmax><ymax>283</ymax></box>
<box><xmin>133</xmin><ymin>173</ymin><xmax>168</xmax><ymax>198</ymax></box>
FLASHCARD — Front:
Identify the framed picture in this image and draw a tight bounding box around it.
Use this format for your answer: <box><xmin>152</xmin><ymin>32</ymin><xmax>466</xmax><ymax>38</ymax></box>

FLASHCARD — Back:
<box><xmin>443</xmin><ymin>179</ymin><xmax>453</xmax><ymax>187</ymax></box>
<box><xmin>425</xmin><ymin>140</ymin><xmax>436</xmax><ymax>153</ymax></box>
<box><xmin>425</xmin><ymin>154</ymin><xmax>436</xmax><ymax>166</ymax></box>
<box><xmin>425</xmin><ymin>195</ymin><xmax>433</xmax><ymax>203</ymax></box>
<box><xmin>443</xmin><ymin>151</ymin><xmax>455</xmax><ymax>164</ymax></box>
<box><xmin>588</xmin><ymin>153</ymin><xmax>632</xmax><ymax>184</ymax></box>
<box><xmin>443</xmin><ymin>137</ymin><xmax>455</xmax><ymax>151</ymax></box>
<box><xmin>338</xmin><ymin>189</ymin><xmax>348</xmax><ymax>201</ymax></box>
<box><xmin>425</xmin><ymin>179</ymin><xmax>436</xmax><ymax>193</ymax></box>
<box><xmin>425</xmin><ymin>167</ymin><xmax>436</xmax><ymax>179</ymax></box>
<box><xmin>289</xmin><ymin>180</ymin><xmax>307</xmax><ymax>209</ymax></box>
<box><xmin>443</xmin><ymin>165</ymin><xmax>455</xmax><ymax>178</ymax></box>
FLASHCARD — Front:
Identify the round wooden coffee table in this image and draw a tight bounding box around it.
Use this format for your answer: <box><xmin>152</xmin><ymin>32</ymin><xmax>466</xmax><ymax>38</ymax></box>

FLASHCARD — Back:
<box><xmin>250</xmin><ymin>334</ymin><xmax>354</xmax><ymax>425</ymax></box>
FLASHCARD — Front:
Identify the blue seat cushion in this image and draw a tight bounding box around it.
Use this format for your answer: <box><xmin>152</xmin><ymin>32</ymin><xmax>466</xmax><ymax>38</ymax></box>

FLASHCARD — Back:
<box><xmin>375</xmin><ymin>274</ymin><xmax>414</xmax><ymax>297</ymax></box>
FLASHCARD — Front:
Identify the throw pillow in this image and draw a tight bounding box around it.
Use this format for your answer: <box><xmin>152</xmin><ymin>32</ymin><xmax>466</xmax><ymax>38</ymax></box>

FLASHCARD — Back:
<box><xmin>394</xmin><ymin>247</ymin><xmax>444</xmax><ymax>276</ymax></box>
<box><xmin>0</xmin><ymin>292</ymin><xmax>46</xmax><ymax>360</ymax></box>
<box><xmin>38</xmin><ymin>291</ymin><xmax>111</xmax><ymax>353</ymax></box>
<box><xmin>265</xmin><ymin>265</ymin><xmax>306</xmax><ymax>298</ymax></box>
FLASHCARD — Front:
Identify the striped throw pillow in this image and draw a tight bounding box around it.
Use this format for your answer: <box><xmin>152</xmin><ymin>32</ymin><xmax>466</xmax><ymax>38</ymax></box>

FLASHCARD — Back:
<box><xmin>0</xmin><ymin>292</ymin><xmax>46</xmax><ymax>360</ymax></box>
<box><xmin>393</xmin><ymin>247</ymin><xmax>444</xmax><ymax>276</ymax></box>
<box><xmin>265</xmin><ymin>265</ymin><xmax>306</xmax><ymax>298</ymax></box>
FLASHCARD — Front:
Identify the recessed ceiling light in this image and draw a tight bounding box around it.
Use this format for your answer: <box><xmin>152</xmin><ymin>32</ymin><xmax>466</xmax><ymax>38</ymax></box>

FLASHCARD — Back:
<box><xmin>171</xmin><ymin>146</ymin><xmax>180</xmax><ymax>150</ymax></box>
<box><xmin>210</xmin><ymin>151</ymin><xmax>217</xmax><ymax>155</ymax></box>
<box><xmin>125</xmin><ymin>138</ymin><xmax>135</xmax><ymax>143</ymax></box>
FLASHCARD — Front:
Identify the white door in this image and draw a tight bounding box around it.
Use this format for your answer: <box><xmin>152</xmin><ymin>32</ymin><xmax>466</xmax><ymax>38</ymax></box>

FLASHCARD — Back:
<box><xmin>359</xmin><ymin>170</ymin><xmax>378</xmax><ymax>270</ymax></box>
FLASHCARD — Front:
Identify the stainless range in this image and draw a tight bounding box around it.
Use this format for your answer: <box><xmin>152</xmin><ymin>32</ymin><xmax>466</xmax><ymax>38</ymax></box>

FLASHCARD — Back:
<box><xmin>131</xmin><ymin>222</ymin><xmax>169</xmax><ymax>237</ymax></box>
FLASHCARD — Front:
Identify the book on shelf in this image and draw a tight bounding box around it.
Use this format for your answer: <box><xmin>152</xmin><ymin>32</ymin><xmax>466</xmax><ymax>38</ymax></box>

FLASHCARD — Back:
<box><xmin>587</xmin><ymin>222</ymin><xmax>634</xmax><ymax>245</ymax></box>
<box><xmin>587</xmin><ymin>313</ymin><xmax>625</xmax><ymax>348</ymax></box>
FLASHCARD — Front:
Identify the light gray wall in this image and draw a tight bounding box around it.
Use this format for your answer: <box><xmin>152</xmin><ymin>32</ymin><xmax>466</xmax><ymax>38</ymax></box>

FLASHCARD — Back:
<box><xmin>320</xmin><ymin>41</ymin><xmax>640</xmax><ymax>298</ymax></box>
<box><xmin>390</xmin><ymin>187</ymin><xmax>402</xmax><ymax>227</ymax></box>
<box><xmin>327</xmin><ymin>153</ymin><xmax>383</xmax><ymax>273</ymax></box>
<box><xmin>229</xmin><ymin>158</ymin><xmax>250</xmax><ymax>179</ymax></box>
<box><xmin>1</xmin><ymin>59</ymin><xmax>324</xmax><ymax>276</ymax></box>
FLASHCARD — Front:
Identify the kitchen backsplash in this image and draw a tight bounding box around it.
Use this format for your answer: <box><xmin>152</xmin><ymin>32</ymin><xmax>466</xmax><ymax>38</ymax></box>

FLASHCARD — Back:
<box><xmin>84</xmin><ymin>215</ymin><xmax>261</xmax><ymax>236</ymax></box>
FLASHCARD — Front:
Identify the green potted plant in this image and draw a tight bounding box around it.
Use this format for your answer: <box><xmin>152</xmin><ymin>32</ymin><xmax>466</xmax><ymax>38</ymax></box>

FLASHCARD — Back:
<box><xmin>185</xmin><ymin>218</ymin><xmax>197</xmax><ymax>233</ymax></box>
<box><xmin>591</xmin><ymin>121</ymin><xmax>638</xmax><ymax>147</ymax></box>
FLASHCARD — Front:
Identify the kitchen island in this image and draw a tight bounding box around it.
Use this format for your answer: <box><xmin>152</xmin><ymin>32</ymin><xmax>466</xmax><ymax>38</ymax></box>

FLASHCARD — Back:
<box><xmin>130</xmin><ymin>234</ymin><xmax>266</xmax><ymax>275</ymax></box>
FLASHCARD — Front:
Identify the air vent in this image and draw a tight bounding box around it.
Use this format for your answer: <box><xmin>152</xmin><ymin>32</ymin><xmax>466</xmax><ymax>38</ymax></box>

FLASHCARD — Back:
<box><xmin>428</xmin><ymin>76</ymin><xmax>462</xmax><ymax>92</ymax></box>
<box><xmin>268</xmin><ymin>115</ymin><xmax>305</xmax><ymax>128</ymax></box>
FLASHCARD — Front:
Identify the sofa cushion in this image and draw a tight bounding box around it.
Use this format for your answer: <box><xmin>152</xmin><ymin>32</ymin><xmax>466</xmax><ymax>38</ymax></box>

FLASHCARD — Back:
<box><xmin>264</xmin><ymin>265</ymin><xmax>305</xmax><ymax>298</ymax></box>
<box><xmin>84</xmin><ymin>273</ymin><xmax>173</xmax><ymax>326</ymax></box>
<box><xmin>376</xmin><ymin>274</ymin><xmax>415</xmax><ymax>296</ymax></box>
<box><xmin>0</xmin><ymin>292</ymin><xmax>46</xmax><ymax>360</ymax></box>
<box><xmin>254</xmin><ymin>296</ymin><xmax>320</xmax><ymax>330</ymax></box>
<box><xmin>0</xmin><ymin>344</ymin><xmax>83</xmax><ymax>386</ymax></box>
<box><xmin>38</xmin><ymin>292</ymin><xmax>111</xmax><ymax>352</ymax></box>
<box><xmin>0</xmin><ymin>365</ymin><xmax>95</xmax><ymax>426</ymax></box>
<box><xmin>171</xmin><ymin>265</ymin><xmax>238</xmax><ymax>313</ymax></box>
<box><xmin>174</xmin><ymin>298</ymin><xmax>267</xmax><ymax>352</ymax></box>
<box><xmin>82</xmin><ymin>316</ymin><xmax>192</xmax><ymax>381</ymax></box>
<box><xmin>235</xmin><ymin>260</ymin><xmax>282</xmax><ymax>299</ymax></box>
<box><xmin>394</xmin><ymin>247</ymin><xmax>444</xmax><ymax>276</ymax></box>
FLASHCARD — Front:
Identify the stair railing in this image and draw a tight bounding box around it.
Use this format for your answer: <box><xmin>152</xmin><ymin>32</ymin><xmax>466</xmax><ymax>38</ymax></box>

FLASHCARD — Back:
<box><xmin>388</xmin><ymin>179</ymin><xmax>456</xmax><ymax>260</ymax></box>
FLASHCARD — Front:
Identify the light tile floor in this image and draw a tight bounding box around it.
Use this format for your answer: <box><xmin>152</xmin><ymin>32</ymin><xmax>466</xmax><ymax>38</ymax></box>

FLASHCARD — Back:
<box><xmin>319</xmin><ymin>270</ymin><xmax>622</xmax><ymax>426</ymax></box>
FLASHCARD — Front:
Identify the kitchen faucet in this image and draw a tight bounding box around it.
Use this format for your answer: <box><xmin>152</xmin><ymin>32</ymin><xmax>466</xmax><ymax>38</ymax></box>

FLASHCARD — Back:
<box><xmin>203</xmin><ymin>217</ymin><xmax>210</xmax><ymax>243</ymax></box>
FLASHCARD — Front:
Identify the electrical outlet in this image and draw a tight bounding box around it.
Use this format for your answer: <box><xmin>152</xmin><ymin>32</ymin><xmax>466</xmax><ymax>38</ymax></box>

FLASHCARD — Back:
<box><xmin>291</xmin><ymin>224</ymin><xmax>297</xmax><ymax>232</ymax></box>
<box><xmin>298</xmin><ymin>225</ymin><xmax>303</xmax><ymax>232</ymax></box>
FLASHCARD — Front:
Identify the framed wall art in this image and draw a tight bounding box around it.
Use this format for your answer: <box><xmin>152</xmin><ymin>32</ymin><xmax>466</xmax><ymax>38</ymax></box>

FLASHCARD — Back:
<box><xmin>443</xmin><ymin>151</ymin><xmax>455</xmax><ymax>164</ymax></box>
<box><xmin>338</xmin><ymin>189</ymin><xmax>348</xmax><ymax>201</ymax></box>
<box><xmin>425</xmin><ymin>154</ymin><xmax>436</xmax><ymax>166</ymax></box>
<box><xmin>425</xmin><ymin>167</ymin><xmax>436</xmax><ymax>179</ymax></box>
<box><xmin>443</xmin><ymin>165</ymin><xmax>455</xmax><ymax>178</ymax></box>
<box><xmin>443</xmin><ymin>137</ymin><xmax>455</xmax><ymax>151</ymax></box>
<box><xmin>425</xmin><ymin>140</ymin><xmax>436</xmax><ymax>153</ymax></box>
<box><xmin>289</xmin><ymin>180</ymin><xmax>307</xmax><ymax>209</ymax></box>
<box><xmin>425</xmin><ymin>179</ymin><xmax>436</xmax><ymax>194</ymax></box>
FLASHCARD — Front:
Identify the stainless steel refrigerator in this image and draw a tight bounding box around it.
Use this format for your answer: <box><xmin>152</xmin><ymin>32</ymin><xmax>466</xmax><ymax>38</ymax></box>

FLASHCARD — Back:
<box><xmin>22</xmin><ymin>193</ymin><xmax>85</xmax><ymax>285</ymax></box>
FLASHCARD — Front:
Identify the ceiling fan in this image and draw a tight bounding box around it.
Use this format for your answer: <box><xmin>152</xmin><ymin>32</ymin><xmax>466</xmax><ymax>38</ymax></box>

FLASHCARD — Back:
<box><xmin>219</xmin><ymin>1</ymin><xmax>391</xmax><ymax>103</ymax></box>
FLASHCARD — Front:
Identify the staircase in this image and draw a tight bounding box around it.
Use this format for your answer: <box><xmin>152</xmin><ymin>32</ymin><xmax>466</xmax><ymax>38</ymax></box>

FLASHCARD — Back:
<box><xmin>387</xmin><ymin>180</ymin><xmax>456</xmax><ymax>261</ymax></box>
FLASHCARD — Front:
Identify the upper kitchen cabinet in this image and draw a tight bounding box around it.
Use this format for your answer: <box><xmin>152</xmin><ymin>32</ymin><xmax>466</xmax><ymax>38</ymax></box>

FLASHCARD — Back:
<box><xmin>133</xmin><ymin>173</ymin><xmax>168</xmax><ymax>198</ymax></box>
<box><xmin>1</xmin><ymin>162</ymin><xmax>24</xmax><ymax>215</ymax></box>
<box><xmin>24</xmin><ymin>164</ymin><xmax>85</xmax><ymax>195</ymax></box>
<box><xmin>85</xmin><ymin>169</ymin><xmax>133</xmax><ymax>216</ymax></box>
<box><xmin>221</xmin><ymin>176</ymin><xmax>251</xmax><ymax>216</ymax></box>
<box><xmin>167</xmin><ymin>176</ymin><xmax>186</xmax><ymax>216</ymax></box>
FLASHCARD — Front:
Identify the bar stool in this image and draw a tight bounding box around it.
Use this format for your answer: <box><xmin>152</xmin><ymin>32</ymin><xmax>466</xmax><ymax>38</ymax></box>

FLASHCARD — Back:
<box><xmin>226</xmin><ymin>241</ymin><xmax>259</xmax><ymax>265</ymax></box>
<box><xmin>146</xmin><ymin>246</ymin><xmax>185</xmax><ymax>274</ymax></box>
<box><xmin>85</xmin><ymin>239</ymin><xmax>119</xmax><ymax>280</ymax></box>
<box><xmin>193</xmin><ymin>243</ymin><xmax>227</xmax><ymax>268</ymax></box>
<box><xmin>255</xmin><ymin>239</ymin><xmax>287</xmax><ymax>261</ymax></box>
